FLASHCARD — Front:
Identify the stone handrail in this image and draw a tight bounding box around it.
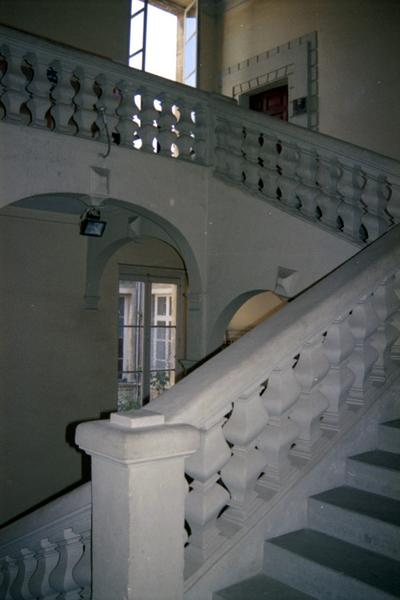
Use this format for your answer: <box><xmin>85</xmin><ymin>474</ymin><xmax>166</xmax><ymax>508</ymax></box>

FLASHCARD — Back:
<box><xmin>1</xmin><ymin>24</ymin><xmax>400</xmax><ymax>244</ymax></box>
<box><xmin>0</xmin><ymin>483</ymin><xmax>91</xmax><ymax>598</ymax></box>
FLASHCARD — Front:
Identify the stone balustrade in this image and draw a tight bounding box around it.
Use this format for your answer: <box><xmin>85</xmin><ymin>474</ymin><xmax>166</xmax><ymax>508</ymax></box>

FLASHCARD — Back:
<box><xmin>0</xmin><ymin>483</ymin><xmax>91</xmax><ymax>599</ymax></box>
<box><xmin>1</xmin><ymin>24</ymin><xmax>400</xmax><ymax>244</ymax></box>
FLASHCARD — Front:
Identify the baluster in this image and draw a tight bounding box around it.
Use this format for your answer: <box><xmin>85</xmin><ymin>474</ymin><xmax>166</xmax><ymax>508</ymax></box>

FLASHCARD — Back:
<box><xmin>115</xmin><ymin>79</ymin><xmax>137</xmax><ymax>147</ymax></box>
<box><xmin>29</xmin><ymin>538</ymin><xmax>59</xmax><ymax>600</ymax></box>
<box><xmin>72</xmin><ymin>530</ymin><xmax>91</xmax><ymax>599</ymax></box>
<box><xmin>72</xmin><ymin>67</ymin><xmax>98</xmax><ymax>138</ymax></box>
<box><xmin>174</xmin><ymin>98</ymin><xmax>194</xmax><ymax>160</ymax></box>
<box><xmin>9</xmin><ymin>548</ymin><xmax>36</xmax><ymax>600</ymax></box>
<box><xmin>257</xmin><ymin>357</ymin><xmax>300</xmax><ymax>491</ymax></box>
<box><xmin>0</xmin><ymin>45</ymin><xmax>31</xmax><ymax>124</ymax></box>
<box><xmin>315</xmin><ymin>156</ymin><xmax>341</xmax><ymax>228</ymax></box>
<box><xmin>48</xmin><ymin>529</ymin><xmax>84</xmax><ymax>600</ymax></box>
<box><xmin>185</xmin><ymin>411</ymin><xmax>231</xmax><ymax>561</ymax></box>
<box><xmin>22</xmin><ymin>52</ymin><xmax>54</xmax><ymax>130</ymax></box>
<box><xmin>336</xmin><ymin>162</ymin><xmax>365</xmax><ymax>240</ymax></box>
<box><xmin>242</xmin><ymin>126</ymin><xmax>261</xmax><ymax>193</ymax></box>
<box><xmin>191</xmin><ymin>104</ymin><xmax>206</xmax><ymax>163</ymax></box>
<box><xmin>92</xmin><ymin>74</ymin><xmax>120</xmax><ymax>144</ymax></box>
<box><xmin>290</xmin><ymin>334</ymin><xmax>330</xmax><ymax>458</ymax></box>
<box><xmin>258</xmin><ymin>133</ymin><xmax>278</xmax><ymax>198</ymax></box>
<box><xmin>226</xmin><ymin>119</ymin><xmax>245</xmax><ymax>184</ymax></box>
<box><xmin>214</xmin><ymin>118</ymin><xmax>229</xmax><ymax>176</ymax></box>
<box><xmin>370</xmin><ymin>275</ymin><xmax>400</xmax><ymax>381</ymax></box>
<box><xmin>47</xmin><ymin>61</ymin><xmax>78</xmax><ymax>135</ymax></box>
<box><xmin>295</xmin><ymin>146</ymin><xmax>319</xmax><ymax>219</ymax></box>
<box><xmin>136</xmin><ymin>87</ymin><xmax>158</xmax><ymax>153</ymax></box>
<box><xmin>347</xmin><ymin>295</ymin><xmax>379</xmax><ymax>404</ymax></box>
<box><xmin>386</xmin><ymin>175</ymin><xmax>400</xmax><ymax>223</ymax></box>
<box><xmin>157</xmin><ymin>93</ymin><xmax>176</xmax><ymax>157</ymax></box>
<box><xmin>0</xmin><ymin>557</ymin><xmax>18</xmax><ymax>600</ymax></box>
<box><xmin>360</xmin><ymin>173</ymin><xmax>392</xmax><ymax>241</ymax></box>
<box><xmin>220</xmin><ymin>386</ymin><xmax>268</xmax><ymax>524</ymax></box>
<box><xmin>320</xmin><ymin>314</ymin><xmax>356</xmax><ymax>430</ymax></box>
<box><xmin>276</xmin><ymin>140</ymin><xmax>300</xmax><ymax>209</ymax></box>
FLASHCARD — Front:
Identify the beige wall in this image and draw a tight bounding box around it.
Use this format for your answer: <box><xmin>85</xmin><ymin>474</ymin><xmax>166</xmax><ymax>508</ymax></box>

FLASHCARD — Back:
<box><xmin>0</xmin><ymin>206</ymin><xmax>184</xmax><ymax>524</ymax></box>
<box><xmin>219</xmin><ymin>0</ymin><xmax>400</xmax><ymax>160</ymax></box>
<box><xmin>0</xmin><ymin>0</ymin><xmax>130</xmax><ymax>62</ymax></box>
<box><xmin>228</xmin><ymin>291</ymin><xmax>285</xmax><ymax>335</ymax></box>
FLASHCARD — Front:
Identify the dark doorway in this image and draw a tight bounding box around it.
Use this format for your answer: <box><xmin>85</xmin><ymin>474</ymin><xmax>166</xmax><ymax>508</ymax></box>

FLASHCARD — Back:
<box><xmin>249</xmin><ymin>85</ymin><xmax>289</xmax><ymax>121</ymax></box>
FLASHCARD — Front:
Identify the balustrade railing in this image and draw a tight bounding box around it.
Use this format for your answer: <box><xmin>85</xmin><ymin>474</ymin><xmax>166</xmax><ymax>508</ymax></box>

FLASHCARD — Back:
<box><xmin>0</xmin><ymin>484</ymin><xmax>91</xmax><ymax>599</ymax></box>
<box><xmin>1</xmin><ymin>24</ymin><xmax>400</xmax><ymax>244</ymax></box>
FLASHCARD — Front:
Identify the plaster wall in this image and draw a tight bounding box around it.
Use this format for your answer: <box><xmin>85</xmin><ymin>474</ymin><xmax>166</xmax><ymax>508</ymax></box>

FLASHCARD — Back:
<box><xmin>220</xmin><ymin>0</ymin><xmax>400</xmax><ymax>160</ymax></box>
<box><xmin>0</xmin><ymin>0</ymin><xmax>130</xmax><ymax>63</ymax></box>
<box><xmin>0</xmin><ymin>206</ymin><xmax>185</xmax><ymax>524</ymax></box>
<box><xmin>228</xmin><ymin>291</ymin><xmax>285</xmax><ymax>332</ymax></box>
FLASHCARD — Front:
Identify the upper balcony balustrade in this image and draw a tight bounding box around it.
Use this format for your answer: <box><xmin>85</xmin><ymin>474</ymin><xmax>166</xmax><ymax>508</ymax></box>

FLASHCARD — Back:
<box><xmin>1</xmin><ymin>24</ymin><xmax>400</xmax><ymax>244</ymax></box>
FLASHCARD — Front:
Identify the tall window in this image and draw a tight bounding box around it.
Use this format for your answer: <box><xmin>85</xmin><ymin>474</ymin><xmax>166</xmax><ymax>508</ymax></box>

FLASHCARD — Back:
<box><xmin>117</xmin><ymin>273</ymin><xmax>182</xmax><ymax>410</ymax></box>
<box><xmin>129</xmin><ymin>0</ymin><xmax>197</xmax><ymax>86</ymax></box>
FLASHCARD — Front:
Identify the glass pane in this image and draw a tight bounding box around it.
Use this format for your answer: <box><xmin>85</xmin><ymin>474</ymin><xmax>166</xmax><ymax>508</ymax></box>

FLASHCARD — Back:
<box><xmin>129</xmin><ymin>52</ymin><xmax>143</xmax><ymax>70</ymax></box>
<box><xmin>150</xmin><ymin>326</ymin><xmax>176</xmax><ymax>370</ymax></box>
<box><xmin>185</xmin><ymin>4</ymin><xmax>197</xmax><ymax>41</ymax></box>
<box><xmin>119</xmin><ymin>281</ymin><xmax>145</xmax><ymax>326</ymax></box>
<box><xmin>149</xmin><ymin>370</ymin><xmax>175</xmax><ymax>401</ymax></box>
<box><xmin>145</xmin><ymin>4</ymin><xmax>177</xmax><ymax>80</ymax></box>
<box><xmin>184</xmin><ymin>71</ymin><xmax>196</xmax><ymax>88</ymax></box>
<box><xmin>184</xmin><ymin>35</ymin><xmax>196</xmax><ymax>79</ymax></box>
<box><xmin>130</xmin><ymin>11</ymin><xmax>145</xmax><ymax>56</ymax></box>
<box><xmin>151</xmin><ymin>283</ymin><xmax>177</xmax><ymax>326</ymax></box>
<box><xmin>118</xmin><ymin>371</ymin><xmax>143</xmax><ymax>411</ymax></box>
<box><xmin>131</xmin><ymin>0</ymin><xmax>144</xmax><ymax>16</ymax></box>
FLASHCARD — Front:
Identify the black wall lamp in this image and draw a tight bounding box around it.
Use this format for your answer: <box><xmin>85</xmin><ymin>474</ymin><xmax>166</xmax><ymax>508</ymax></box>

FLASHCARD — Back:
<box><xmin>80</xmin><ymin>207</ymin><xmax>107</xmax><ymax>237</ymax></box>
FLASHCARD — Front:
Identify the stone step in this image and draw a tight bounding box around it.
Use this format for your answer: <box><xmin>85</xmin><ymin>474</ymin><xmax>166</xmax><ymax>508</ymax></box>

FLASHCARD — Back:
<box><xmin>346</xmin><ymin>450</ymin><xmax>400</xmax><ymax>500</ymax></box>
<box><xmin>214</xmin><ymin>574</ymin><xmax>317</xmax><ymax>600</ymax></box>
<box><xmin>378</xmin><ymin>420</ymin><xmax>400</xmax><ymax>453</ymax></box>
<box><xmin>263</xmin><ymin>528</ymin><xmax>400</xmax><ymax>600</ymax></box>
<box><xmin>308</xmin><ymin>485</ymin><xmax>400</xmax><ymax>559</ymax></box>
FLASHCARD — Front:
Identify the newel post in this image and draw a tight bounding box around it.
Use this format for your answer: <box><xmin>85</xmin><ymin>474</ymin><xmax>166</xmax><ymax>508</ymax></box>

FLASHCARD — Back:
<box><xmin>75</xmin><ymin>410</ymin><xmax>200</xmax><ymax>600</ymax></box>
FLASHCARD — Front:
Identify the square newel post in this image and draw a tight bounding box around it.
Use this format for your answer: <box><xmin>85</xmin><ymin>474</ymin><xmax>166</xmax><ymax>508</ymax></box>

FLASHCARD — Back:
<box><xmin>75</xmin><ymin>410</ymin><xmax>199</xmax><ymax>600</ymax></box>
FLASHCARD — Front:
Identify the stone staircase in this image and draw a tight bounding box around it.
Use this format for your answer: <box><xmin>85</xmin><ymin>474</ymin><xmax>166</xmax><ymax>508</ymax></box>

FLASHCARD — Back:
<box><xmin>215</xmin><ymin>420</ymin><xmax>400</xmax><ymax>600</ymax></box>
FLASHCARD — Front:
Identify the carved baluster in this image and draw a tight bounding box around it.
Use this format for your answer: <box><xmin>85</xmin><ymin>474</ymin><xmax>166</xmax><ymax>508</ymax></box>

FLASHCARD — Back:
<box><xmin>174</xmin><ymin>98</ymin><xmax>194</xmax><ymax>160</ymax></box>
<box><xmin>72</xmin><ymin>67</ymin><xmax>98</xmax><ymax>138</ymax></box>
<box><xmin>0</xmin><ymin>45</ymin><xmax>31</xmax><ymax>124</ymax></box>
<box><xmin>242</xmin><ymin>126</ymin><xmax>261</xmax><ymax>192</ymax></box>
<box><xmin>0</xmin><ymin>557</ymin><xmax>18</xmax><ymax>600</ymax></box>
<box><xmin>386</xmin><ymin>175</ymin><xmax>400</xmax><ymax>223</ymax></box>
<box><xmin>185</xmin><ymin>411</ymin><xmax>231</xmax><ymax>561</ymax></box>
<box><xmin>276</xmin><ymin>140</ymin><xmax>300</xmax><ymax>209</ymax></box>
<box><xmin>258</xmin><ymin>133</ymin><xmax>278</xmax><ymax>198</ymax></box>
<box><xmin>114</xmin><ymin>79</ymin><xmax>137</xmax><ymax>147</ymax></box>
<box><xmin>9</xmin><ymin>548</ymin><xmax>36</xmax><ymax>599</ymax></box>
<box><xmin>257</xmin><ymin>357</ymin><xmax>300</xmax><ymax>491</ymax></box>
<box><xmin>22</xmin><ymin>52</ymin><xmax>55</xmax><ymax>130</ymax></box>
<box><xmin>360</xmin><ymin>173</ymin><xmax>392</xmax><ymax>241</ymax></box>
<box><xmin>91</xmin><ymin>74</ymin><xmax>120</xmax><ymax>144</ymax></box>
<box><xmin>290</xmin><ymin>334</ymin><xmax>330</xmax><ymax>458</ymax></box>
<box><xmin>190</xmin><ymin>104</ymin><xmax>206</xmax><ymax>163</ymax></box>
<box><xmin>220</xmin><ymin>386</ymin><xmax>268</xmax><ymax>524</ymax></box>
<box><xmin>320</xmin><ymin>314</ymin><xmax>356</xmax><ymax>430</ymax></box>
<box><xmin>347</xmin><ymin>295</ymin><xmax>379</xmax><ymax>404</ymax></box>
<box><xmin>295</xmin><ymin>146</ymin><xmax>319</xmax><ymax>219</ymax></box>
<box><xmin>226</xmin><ymin>119</ymin><xmax>245</xmax><ymax>184</ymax></box>
<box><xmin>72</xmin><ymin>530</ymin><xmax>91</xmax><ymax>599</ymax></box>
<box><xmin>214</xmin><ymin>118</ymin><xmax>229</xmax><ymax>176</ymax></box>
<box><xmin>29</xmin><ymin>538</ymin><xmax>59</xmax><ymax>599</ymax></box>
<box><xmin>48</xmin><ymin>529</ymin><xmax>84</xmax><ymax>599</ymax></box>
<box><xmin>136</xmin><ymin>87</ymin><xmax>158</xmax><ymax>153</ymax></box>
<box><xmin>46</xmin><ymin>61</ymin><xmax>78</xmax><ymax>135</ymax></box>
<box><xmin>315</xmin><ymin>156</ymin><xmax>341</xmax><ymax>228</ymax></box>
<box><xmin>336</xmin><ymin>163</ymin><xmax>365</xmax><ymax>240</ymax></box>
<box><xmin>157</xmin><ymin>93</ymin><xmax>176</xmax><ymax>157</ymax></box>
<box><xmin>370</xmin><ymin>275</ymin><xmax>400</xmax><ymax>381</ymax></box>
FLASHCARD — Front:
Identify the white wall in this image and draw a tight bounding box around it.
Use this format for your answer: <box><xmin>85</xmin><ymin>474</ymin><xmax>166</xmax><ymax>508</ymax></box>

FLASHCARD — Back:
<box><xmin>219</xmin><ymin>0</ymin><xmax>400</xmax><ymax>160</ymax></box>
<box><xmin>0</xmin><ymin>0</ymin><xmax>130</xmax><ymax>63</ymax></box>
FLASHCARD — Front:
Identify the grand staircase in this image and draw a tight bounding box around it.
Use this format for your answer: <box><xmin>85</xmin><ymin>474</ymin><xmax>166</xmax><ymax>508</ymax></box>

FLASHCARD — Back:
<box><xmin>215</xmin><ymin>419</ymin><xmax>400</xmax><ymax>600</ymax></box>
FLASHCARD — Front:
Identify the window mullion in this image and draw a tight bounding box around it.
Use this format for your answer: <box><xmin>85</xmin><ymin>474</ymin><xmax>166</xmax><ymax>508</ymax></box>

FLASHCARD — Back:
<box><xmin>142</xmin><ymin>277</ymin><xmax>152</xmax><ymax>404</ymax></box>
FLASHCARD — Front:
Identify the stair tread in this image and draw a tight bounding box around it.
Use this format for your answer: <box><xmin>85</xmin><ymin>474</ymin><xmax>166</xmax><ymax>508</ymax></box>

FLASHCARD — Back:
<box><xmin>215</xmin><ymin>574</ymin><xmax>317</xmax><ymax>599</ymax></box>
<box><xmin>266</xmin><ymin>528</ymin><xmax>400</xmax><ymax>596</ymax></box>
<box><xmin>348</xmin><ymin>449</ymin><xmax>400</xmax><ymax>471</ymax></box>
<box><xmin>310</xmin><ymin>485</ymin><xmax>400</xmax><ymax>526</ymax></box>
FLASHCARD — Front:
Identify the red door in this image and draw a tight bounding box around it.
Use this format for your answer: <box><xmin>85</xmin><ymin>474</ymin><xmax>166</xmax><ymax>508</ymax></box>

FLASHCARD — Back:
<box><xmin>249</xmin><ymin>85</ymin><xmax>288</xmax><ymax>121</ymax></box>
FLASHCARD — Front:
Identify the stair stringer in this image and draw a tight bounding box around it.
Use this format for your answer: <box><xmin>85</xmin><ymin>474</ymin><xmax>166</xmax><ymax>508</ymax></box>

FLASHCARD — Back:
<box><xmin>184</xmin><ymin>368</ymin><xmax>400</xmax><ymax>600</ymax></box>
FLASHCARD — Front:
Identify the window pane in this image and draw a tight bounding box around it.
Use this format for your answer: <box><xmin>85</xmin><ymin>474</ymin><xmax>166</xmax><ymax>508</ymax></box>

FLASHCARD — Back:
<box><xmin>184</xmin><ymin>35</ymin><xmax>196</xmax><ymax>79</ymax></box>
<box><xmin>184</xmin><ymin>71</ymin><xmax>196</xmax><ymax>87</ymax></box>
<box><xmin>145</xmin><ymin>4</ymin><xmax>177</xmax><ymax>80</ymax></box>
<box><xmin>150</xmin><ymin>326</ymin><xmax>176</xmax><ymax>370</ymax></box>
<box><xmin>149</xmin><ymin>370</ymin><xmax>175</xmax><ymax>401</ymax></box>
<box><xmin>130</xmin><ymin>11</ymin><xmax>145</xmax><ymax>56</ymax></box>
<box><xmin>131</xmin><ymin>0</ymin><xmax>144</xmax><ymax>16</ymax></box>
<box><xmin>119</xmin><ymin>281</ymin><xmax>145</xmax><ymax>326</ymax></box>
<box><xmin>118</xmin><ymin>371</ymin><xmax>143</xmax><ymax>411</ymax></box>
<box><xmin>151</xmin><ymin>283</ymin><xmax>177</xmax><ymax>326</ymax></box>
<box><xmin>129</xmin><ymin>52</ymin><xmax>143</xmax><ymax>69</ymax></box>
<box><xmin>185</xmin><ymin>4</ymin><xmax>197</xmax><ymax>41</ymax></box>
